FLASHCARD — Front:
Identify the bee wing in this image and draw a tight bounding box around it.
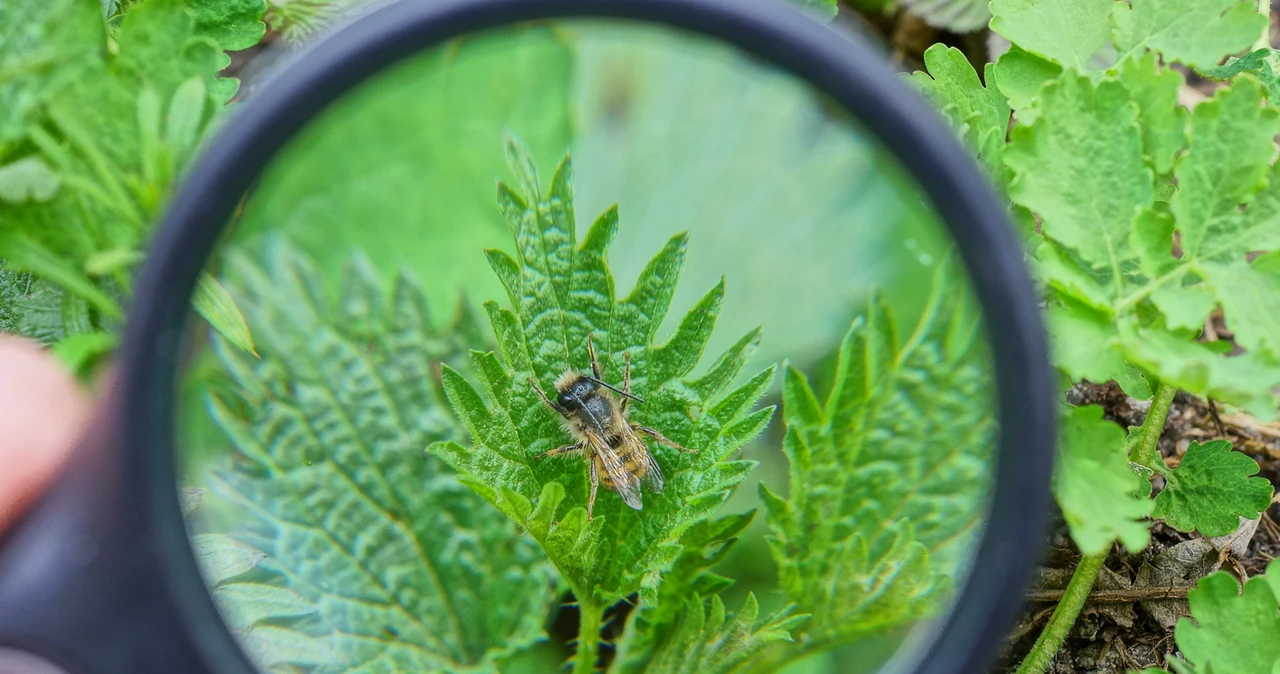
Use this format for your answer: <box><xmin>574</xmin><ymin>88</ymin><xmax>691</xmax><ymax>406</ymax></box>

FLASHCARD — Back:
<box><xmin>594</xmin><ymin>437</ymin><xmax>644</xmax><ymax>510</ymax></box>
<box><xmin>639</xmin><ymin>443</ymin><xmax>664</xmax><ymax>494</ymax></box>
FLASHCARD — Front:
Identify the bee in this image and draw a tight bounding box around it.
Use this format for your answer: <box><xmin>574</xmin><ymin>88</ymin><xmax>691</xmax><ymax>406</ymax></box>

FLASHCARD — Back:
<box><xmin>528</xmin><ymin>334</ymin><xmax>696</xmax><ymax>520</ymax></box>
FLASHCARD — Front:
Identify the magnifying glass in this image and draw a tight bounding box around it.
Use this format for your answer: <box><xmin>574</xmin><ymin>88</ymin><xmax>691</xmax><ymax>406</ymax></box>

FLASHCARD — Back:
<box><xmin>0</xmin><ymin>0</ymin><xmax>1054</xmax><ymax>672</ymax></box>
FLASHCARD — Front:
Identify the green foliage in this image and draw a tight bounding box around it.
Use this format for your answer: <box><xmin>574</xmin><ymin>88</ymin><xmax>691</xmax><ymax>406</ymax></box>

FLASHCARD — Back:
<box><xmin>1054</xmin><ymin>405</ymin><xmax>1152</xmax><ymax>555</ymax></box>
<box><xmin>193</xmin><ymin>272</ymin><xmax>256</xmax><ymax>356</ymax></box>
<box><xmin>1112</xmin><ymin>0</ymin><xmax>1266</xmax><ymax>69</ymax></box>
<box><xmin>1202</xmin><ymin>48</ymin><xmax>1280</xmax><ymax>102</ymax></box>
<box><xmin>758</xmin><ymin>257</ymin><xmax>995</xmax><ymax>655</ymax></box>
<box><xmin>1152</xmin><ymin>440</ymin><xmax>1273</xmax><ymax>536</ymax></box>
<box><xmin>1145</xmin><ymin>563</ymin><xmax>1280</xmax><ymax>674</ymax></box>
<box><xmin>1</xmin><ymin>0</ymin><xmax>266</xmax><ymax>362</ymax></box>
<box><xmin>989</xmin><ymin>0</ymin><xmax>1115</xmax><ymax>69</ymax></box>
<box><xmin>642</xmin><ymin>594</ymin><xmax>805</xmax><ymax>674</ymax></box>
<box><xmin>909</xmin><ymin>45</ymin><xmax>1009</xmax><ymax>178</ymax></box>
<box><xmin>200</xmin><ymin>239</ymin><xmax>556</xmax><ymax>672</ymax></box>
<box><xmin>429</xmin><ymin>137</ymin><xmax>773</xmax><ymax>613</ymax></box>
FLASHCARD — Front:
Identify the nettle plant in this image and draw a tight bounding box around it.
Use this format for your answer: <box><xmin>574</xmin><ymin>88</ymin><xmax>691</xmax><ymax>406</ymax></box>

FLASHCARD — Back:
<box><xmin>910</xmin><ymin>0</ymin><xmax>1280</xmax><ymax>671</ymax></box>
<box><xmin>193</xmin><ymin>137</ymin><xmax>996</xmax><ymax>673</ymax></box>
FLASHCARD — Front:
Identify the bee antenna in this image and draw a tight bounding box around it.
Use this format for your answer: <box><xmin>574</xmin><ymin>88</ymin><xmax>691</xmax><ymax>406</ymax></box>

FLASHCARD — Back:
<box><xmin>585</xmin><ymin>376</ymin><xmax>645</xmax><ymax>403</ymax></box>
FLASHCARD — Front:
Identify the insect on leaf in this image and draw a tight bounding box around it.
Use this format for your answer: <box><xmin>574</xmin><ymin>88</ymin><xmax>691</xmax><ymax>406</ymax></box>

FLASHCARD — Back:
<box><xmin>428</xmin><ymin>136</ymin><xmax>775</xmax><ymax>612</ymax></box>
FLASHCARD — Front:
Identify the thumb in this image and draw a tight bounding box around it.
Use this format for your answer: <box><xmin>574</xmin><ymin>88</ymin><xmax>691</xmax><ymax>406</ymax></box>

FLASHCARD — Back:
<box><xmin>0</xmin><ymin>337</ymin><xmax>91</xmax><ymax>534</ymax></box>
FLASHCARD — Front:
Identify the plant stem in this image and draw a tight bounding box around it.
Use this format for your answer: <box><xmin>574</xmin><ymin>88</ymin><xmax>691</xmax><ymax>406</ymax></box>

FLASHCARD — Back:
<box><xmin>1129</xmin><ymin>383</ymin><xmax>1176</xmax><ymax>477</ymax></box>
<box><xmin>1014</xmin><ymin>551</ymin><xmax>1108</xmax><ymax>674</ymax></box>
<box><xmin>1257</xmin><ymin>0</ymin><xmax>1271</xmax><ymax>51</ymax></box>
<box><xmin>1015</xmin><ymin>381</ymin><xmax>1179</xmax><ymax>674</ymax></box>
<box><xmin>574</xmin><ymin>598</ymin><xmax>604</xmax><ymax>674</ymax></box>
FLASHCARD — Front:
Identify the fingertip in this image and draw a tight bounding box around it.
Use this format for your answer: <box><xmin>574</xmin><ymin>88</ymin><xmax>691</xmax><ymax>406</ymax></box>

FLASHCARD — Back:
<box><xmin>0</xmin><ymin>336</ymin><xmax>92</xmax><ymax>532</ymax></box>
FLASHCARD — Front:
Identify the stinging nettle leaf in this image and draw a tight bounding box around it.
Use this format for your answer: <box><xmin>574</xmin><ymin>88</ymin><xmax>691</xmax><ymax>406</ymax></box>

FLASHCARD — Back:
<box><xmin>200</xmin><ymin>238</ymin><xmax>556</xmax><ymax>672</ymax></box>
<box><xmin>426</xmin><ymin>137</ymin><xmax>775</xmax><ymax>667</ymax></box>
<box><xmin>760</xmin><ymin>256</ymin><xmax>995</xmax><ymax>659</ymax></box>
<box><xmin>1152</xmin><ymin>440</ymin><xmax>1274</xmax><ymax>536</ymax></box>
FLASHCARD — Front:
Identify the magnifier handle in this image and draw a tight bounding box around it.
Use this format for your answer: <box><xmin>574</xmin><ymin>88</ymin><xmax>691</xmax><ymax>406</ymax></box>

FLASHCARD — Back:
<box><xmin>0</xmin><ymin>394</ymin><xmax>208</xmax><ymax>674</ymax></box>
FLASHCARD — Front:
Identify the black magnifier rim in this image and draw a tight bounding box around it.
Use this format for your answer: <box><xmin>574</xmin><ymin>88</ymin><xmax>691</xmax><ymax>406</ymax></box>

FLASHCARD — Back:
<box><xmin>122</xmin><ymin>0</ymin><xmax>1056</xmax><ymax>672</ymax></box>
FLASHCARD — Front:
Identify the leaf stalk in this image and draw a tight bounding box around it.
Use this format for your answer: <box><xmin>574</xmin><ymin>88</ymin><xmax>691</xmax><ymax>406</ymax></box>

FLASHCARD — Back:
<box><xmin>574</xmin><ymin>598</ymin><xmax>604</xmax><ymax>674</ymax></box>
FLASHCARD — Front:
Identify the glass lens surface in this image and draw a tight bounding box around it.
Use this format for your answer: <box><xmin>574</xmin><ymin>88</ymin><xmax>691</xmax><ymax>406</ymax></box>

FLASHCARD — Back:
<box><xmin>176</xmin><ymin>18</ymin><xmax>998</xmax><ymax>674</ymax></box>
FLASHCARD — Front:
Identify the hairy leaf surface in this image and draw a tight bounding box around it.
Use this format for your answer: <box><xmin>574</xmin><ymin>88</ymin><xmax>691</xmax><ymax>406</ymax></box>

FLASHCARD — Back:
<box><xmin>201</xmin><ymin>239</ymin><xmax>555</xmax><ymax>672</ymax></box>
<box><xmin>429</xmin><ymin>138</ymin><xmax>773</xmax><ymax>611</ymax></box>
<box><xmin>760</xmin><ymin>257</ymin><xmax>995</xmax><ymax>654</ymax></box>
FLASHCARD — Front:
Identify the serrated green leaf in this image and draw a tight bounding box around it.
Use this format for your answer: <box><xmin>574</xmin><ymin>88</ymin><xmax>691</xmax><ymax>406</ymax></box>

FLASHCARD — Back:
<box><xmin>1054</xmin><ymin>405</ymin><xmax>1152</xmax><ymax>554</ymax></box>
<box><xmin>198</xmin><ymin>238</ymin><xmax>556</xmax><ymax>672</ymax></box>
<box><xmin>430</xmin><ymin>139</ymin><xmax>774</xmax><ymax>617</ymax></box>
<box><xmin>989</xmin><ymin>0</ymin><xmax>1114</xmax><ymax>68</ymax></box>
<box><xmin>238</xmin><ymin>626</ymin><xmax>338</xmax><ymax>669</ymax></box>
<box><xmin>1112</xmin><ymin>0</ymin><xmax>1265</xmax><ymax>70</ymax></box>
<box><xmin>1168</xmin><ymin>563</ymin><xmax>1280</xmax><ymax>674</ymax></box>
<box><xmin>194</xmin><ymin>272</ymin><xmax>257</xmax><ymax>357</ymax></box>
<box><xmin>761</xmin><ymin>256</ymin><xmax>993</xmax><ymax>656</ymax></box>
<box><xmin>1152</xmin><ymin>440</ymin><xmax>1273</xmax><ymax>536</ymax></box>
<box><xmin>909</xmin><ymin>45</ymin><xmax>1010</xmax><ymax>177</ymax></box>
<box><xmin>641</xmin><ymin>594</ymin><xmax>806</xmax><ymax>674</ymax></box>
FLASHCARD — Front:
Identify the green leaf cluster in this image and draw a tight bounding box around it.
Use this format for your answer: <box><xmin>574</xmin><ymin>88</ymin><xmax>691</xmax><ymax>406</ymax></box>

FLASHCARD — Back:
<box><xmin>910</xmin><ymin>0</ymin><xmax>1279</xmax><ymax>558</ymax></box>
<box><xmin>1</xmin><ymin>0</ymin><xmax>266</xmax><ymax>368</ymax></box>
<box><xmin>199</xmin><ymin>238</ymin><xmax>557</xmax><ymax>672</ymax></box>
<box><xmin>757</xmin><ymin>257</ymin><xmax>995</xmax><ymax>658</ymax></box>
<box><xmin>428</xmin><ymin>137</ymin><xmax>775</xmax><ymax>616</ymax></box>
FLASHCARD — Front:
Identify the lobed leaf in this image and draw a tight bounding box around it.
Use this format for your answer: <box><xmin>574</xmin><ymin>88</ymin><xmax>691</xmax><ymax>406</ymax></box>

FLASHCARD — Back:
<box><xmin>1163</xmin><ymin>563</ymin><xmax>1280</xmax><ymax>673</ymax></box>
<box><xmin>1054</xmin><ymin>405</ymin><xmax>1152</xmax><ymax>555</ymax></box>
<box><xmin>1152</xmin><ymin>440</ymin><xmax>1274</xmax><ymax>536</ymax></box>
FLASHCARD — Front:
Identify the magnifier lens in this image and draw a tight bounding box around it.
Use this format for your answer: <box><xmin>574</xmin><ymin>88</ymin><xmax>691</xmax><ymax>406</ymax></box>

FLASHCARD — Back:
<box><xmin>176</xmin><ymin>19</ymin><xmax>997</xmax><ymax>673</ymax></box>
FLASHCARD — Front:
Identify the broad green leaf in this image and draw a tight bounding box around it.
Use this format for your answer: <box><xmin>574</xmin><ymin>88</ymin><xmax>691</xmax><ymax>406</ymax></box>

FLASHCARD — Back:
<box><xmin>213</xmin><ymin>582</ymin><xmax>318</xmax><ymax>631</ymax></box>
<box><xmin>0</xmin><ymin>157</ymin><xmax>60</xmax><ymax>203</ymax></box>
<box><xmin>200</xmin><ymin>238</ymin><xmax>554</xmax><ymax>672</ymax></box>
<box><xmin>234</xmin><ymin>26</ymin><xmax>572</xmax><ymax>325</ymax></box>
<box><xmin>1114</xmin><ymin>52</ymin><xmax>1187</xmax><ymax>175</ymax></box>
<box><xmin>1006</xmin><ymin>74</ymin><xmax>1153</xmax><ymax>272</ymax></box>
<box><xmin>642</xmin><ymin>594</ymin><xmax>805</xmax><ymax>674</ymax></box>
<box><xmin>1152</xmin><ymin>440</ymin><xmax>1273</xmax><ymax>536</ymax></box>
<box><xmin>429</xmin><ymin>138</ymin><xmax>773</xmax><ymax>611</ymax></box>
<box><xmin>909</xmin><ymin>45</ymin><xmax>1010</xmax><ymax>177</ymax></box>
<box><xmin>1112</xmin><ymin>0</ymin><xmax>1265</xmax><ymax>70</ymax></box>
<box><xmin>193</xmin><ymin>272</ymin><xmax>257</xmax><ymax>356</ymax></box>
<box><xmin>1054</xmin><ymin>405</ymin><xmax>1152</xmax><ymax>554</ymax></box>
<box><xmin>992</xmin><ymin>45</ymin><xmax>1062</xmax><ymax>119</ymax></box>
<box><xmin>760</xmin><ymin>256</ymin><xmax>995</xmax><ymax>657</ymax></box>
<box><xmin>1169</xmin><ymin>563</ymin><xmax>1280</xmax><ymax>673</ymax></box>
<box><xmin>1201</xmin><ymin>48</ymin><xmax>1280</xmax><ymax>103</ymax></box>
<box><xmin>185</xmin><ymin>0</ymin><xmax>266</xmax><ymax>51</ymax></box>
<box><xmin>989</xmin><ymin>0</ymin><xmax>1114</xmax><ymax>68</ymax></box>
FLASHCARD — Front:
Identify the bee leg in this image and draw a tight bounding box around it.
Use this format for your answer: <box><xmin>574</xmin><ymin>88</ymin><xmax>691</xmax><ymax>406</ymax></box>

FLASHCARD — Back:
<box><xmin>528</xmin><ymin>377</ymin><xmax>568</xmax><ymax>416</ymax></box>
<box><xmin>633</xmin><ymin>424</ymin><xmax>697</xmax><ymax>454</ymax></box>
<box><xmin>533</xmin><ymin>442</ymin><xmax>583</xmax><ymax>460</ymax></box>
<box><xmin>588</xmin><ymin>458</ymin><xmax>599</xmax><ymax>521</ymax></box>
<box><xmin>621</xmin><ymin>351</ymin><xmax>633</xmax><ymax>414</ymax></box>
<box><xmin>587</xmin><ymin>333</ymin><xmax>603</xmax><ymax>379</ymax></box>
